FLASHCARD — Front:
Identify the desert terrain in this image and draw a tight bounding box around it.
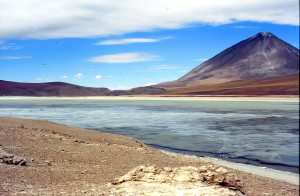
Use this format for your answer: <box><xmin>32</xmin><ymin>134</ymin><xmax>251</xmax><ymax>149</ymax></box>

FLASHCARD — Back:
<box><xmin>0</xmin><ymin>116</ymin><xmax>298</xmax><ymax>195</ymax></box>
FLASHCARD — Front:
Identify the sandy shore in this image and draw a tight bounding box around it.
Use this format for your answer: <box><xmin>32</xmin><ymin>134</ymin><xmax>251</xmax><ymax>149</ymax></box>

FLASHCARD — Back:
<box><xmin>0</xmin><ymin>95</ymin><xmax>299</xmax><ymax>102</ymax></box>
<box><xmin>0</xmin><ymin>116</ymin><xmax>299</xmax><ymax>195</ymax></box>
<box><xmin>81</xmin><ymin>96</ymin><xmax>300</xmax><ymax>102</ymax></box>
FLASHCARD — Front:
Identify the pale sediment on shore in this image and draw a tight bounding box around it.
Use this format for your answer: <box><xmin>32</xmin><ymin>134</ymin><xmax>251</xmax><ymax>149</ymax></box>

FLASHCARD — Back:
<box><xmin>0</xmin><ymin>95</ymin><xmax>299</xmax><ymax>102</ymax></box>
<box><xmin>201</xmin><ymin>157</ymin><xmax>299</xmax><ymax>185</ymax></box>
<box><xmin>160</xmin><ymin>150</ymin><xmax>299</xmax><ymax>185</ymax></box>
<box><xmin>0</xmin><ymin>116</ymin><xmax>298</xmax><ymax>195</ymax></box>
<box><xmin>80</xmin><ymin>95</ymin><xmax>300</xmax><ymax>102</ymax></box>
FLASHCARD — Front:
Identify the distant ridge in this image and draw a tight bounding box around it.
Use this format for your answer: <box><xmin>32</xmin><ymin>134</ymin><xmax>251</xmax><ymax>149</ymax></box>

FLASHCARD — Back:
<box><xmin>0</xmin><ymin>80</ymin><xmax>111</xmax><ymax>96</ymax></box>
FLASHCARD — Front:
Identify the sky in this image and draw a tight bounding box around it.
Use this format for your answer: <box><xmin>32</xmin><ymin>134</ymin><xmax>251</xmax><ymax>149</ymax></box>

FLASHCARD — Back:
<box><xmin>0</xmin><ymin>0</ymin><xmax>299</xmax><ymax>90</ymax></box>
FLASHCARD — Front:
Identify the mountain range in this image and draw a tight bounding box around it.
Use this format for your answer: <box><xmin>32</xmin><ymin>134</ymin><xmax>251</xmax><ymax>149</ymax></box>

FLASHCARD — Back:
<box><xmin>1</xmin><ymin>32</ymin><xmax>299</xmax><ymax>96</ymax></box>
<box><xmin>0</xmin><ymin>81</ymin><xmax>111</xmax><ymax>96</ymax></box>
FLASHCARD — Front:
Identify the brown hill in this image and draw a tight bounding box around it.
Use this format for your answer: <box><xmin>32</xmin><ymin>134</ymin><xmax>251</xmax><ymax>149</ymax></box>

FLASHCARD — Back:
<box><xmin>0</xmin><ymin>80</ymin><xmax>168</xmax><ymax>96</ymax></box>
<box><xmin>167</xmin><ymin>74</ymin><xmax>299</xmax><ymax>95</ymax></box>
<box><xmin>157</xmin><ymin>32</ymin><xmax>299</xmax><ymax>90</ymax></box>
<box><xmin>0</xmin><ymin>80</ymin><xmax>111</xmax><ymax>96</ymax></box>
<box><xmin>111</xmin><ymin>86</ymin><xmax>166</xmax><ymax>96</ymax></box>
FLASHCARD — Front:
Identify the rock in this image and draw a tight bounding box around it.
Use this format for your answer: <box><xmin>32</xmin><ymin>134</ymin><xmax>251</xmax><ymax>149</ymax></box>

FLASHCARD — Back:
<box><xmin>223</xmin><ymin>173</ymin><xmax>243</xmax><ymax>190</ymax></box>
<box><xmin>172</xmin><ymin>167</ymin><xmax>201</xmax><ymax>183</ymax></box>
<box><xmin>2</xmin><ymin>156</ymin><xmax>14</xmax><ymax>164</ymax></box>
<box><xmin>144</xmin><ymin>165</ymin><xmax>157</xmax><ymax>173</ymax></box>
<box><xmin>0</xmin><ymin>147</ymin><xmax>27</xmax><ymax>166</ymax></box>
<box><xmin>216</xmin><ymin>166</ymin><xmax>229</xmax><ymax>174</ymax></box>
<box><xmin>44</xmin><ymin>160</ymin><xmax>52</xmax><ymax>166</ymax></box>
<box><xmin>163</xmin><ymin>167</ymin><xmax>173</xmax><ymax>172</ymax></box>
<box><xmin>13</xmin><ymin>156</ymin><xmax>24</xmax><ymax>165</ymax></box>
<box><xmin>199</xmin><ymin>165</ymin><xmax>208</xmax><ymax>172</ymax></box>
<box><xmin>107</xmin><ymin>165</ymin><xmax>244</xmax><ymax>195</ymax></box>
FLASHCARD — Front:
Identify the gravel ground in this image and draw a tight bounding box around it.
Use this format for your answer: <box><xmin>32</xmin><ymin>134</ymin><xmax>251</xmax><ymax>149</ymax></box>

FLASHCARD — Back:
<box><xmin>0</xmin><ymin>116</ymin><xmax>298</xmax><ymax>195</ymax></box>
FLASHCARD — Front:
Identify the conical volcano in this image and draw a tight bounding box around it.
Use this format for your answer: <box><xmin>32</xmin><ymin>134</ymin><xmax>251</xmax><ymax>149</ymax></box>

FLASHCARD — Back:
<box><xmin>158</xmin><ymin>32</ymin><xmax>299</xmax><ymax>90</ymax></box>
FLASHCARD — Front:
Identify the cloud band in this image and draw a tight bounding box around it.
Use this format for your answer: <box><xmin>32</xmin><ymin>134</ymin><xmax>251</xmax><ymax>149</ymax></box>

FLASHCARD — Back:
<box><xmin>0</xmin><ymin>0</ymin><xmax>298</xmax><ymax>39</ymax></box>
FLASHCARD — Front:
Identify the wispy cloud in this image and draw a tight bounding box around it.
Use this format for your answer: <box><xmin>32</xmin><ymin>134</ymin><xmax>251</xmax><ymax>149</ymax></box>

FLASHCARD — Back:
<box><xmin>95</xmin><ymin>75</ymin><xmax>102</xmax><ymax>80</ymax></box>
<box><xmin>234</xmin><ymin>25</ymin><xmax>261</xmax><ymax>29</ymax></box>
<box><xmin>36</xmin><ymin>77</ymin><xmax>52</xmax><ymax>82</ymax></box>
<box><xmin>96</xmin><ymin>36</ymin><xmax>173</xmax><ymax>45</ymax></box>
<box><xmin>110</xmin><ymin>86</ymin><xmax>134</xmax><ymax>90</ymax></box>
<box><xmin>0</xmin><ymin>0</ymin><xmax>297</xmax><ymax>39</ymax></box>
<box><xmin>145</xmin><ymin>82</ymin><xmax>158</xmax><ymax>86</ymax></box>
<box><xmin>0</xmin><ymin>42</ymin><xmax>22</xmax><ymax>50</ymax></box>
<box><xmin>193</xmin><ymin>58</ymin><xmax>209</xmax><ymax>62</ymax></box>
<box><xmin>75</xmin><ymin>73</ymin><xmax>83</xmax><ymax>79</ymax></box>
<box><xmin>61</xmin><ymin>75</ymin><xmax>68</xmax><ymax>79</ymax></box>
<box><xmin>0</xmin><ymin>56</ymin><xmax>32</xmax><ymax>60</ymax></box>
<box><xmin>88</xmin><ymin>52</ymin><xmax>159</xmax><ymax>63</ymax></box>
<box><xmin>148</xmin><ymin>64</ymin><xmax>185</xmax><ymax>71</ymax></box>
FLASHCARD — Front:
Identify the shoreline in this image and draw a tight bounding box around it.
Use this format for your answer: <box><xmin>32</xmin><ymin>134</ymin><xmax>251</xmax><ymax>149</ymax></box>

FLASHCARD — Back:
<box><xmin>0</xmin><ymin>116</ymin><xmax>299</xmax><ymax>195</ymax></box>
<box><xmin>0</xmin><ymin>95</ymin><xmax>299</xmax><ymax>102</ymax></box>
<box><xmin>148</xmin><ymin>144</ymin><xmax>299</xmax><ymax>175</ymax></box>
<box><xmin>160</xmin><ymin>150</ymin><xmax>299</xmax><ymax>185</ymax></box>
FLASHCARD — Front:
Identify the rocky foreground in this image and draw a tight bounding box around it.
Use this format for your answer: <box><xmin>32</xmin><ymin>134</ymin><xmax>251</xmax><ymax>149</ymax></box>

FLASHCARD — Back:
<box><xmin>0</xmin><ymin>116</ymin><xmax>298</xmax><ymax>195</ymax></box>
<box><xmin>106</xmin><ymin>165</ymin><xmax>243</xmax><ymax>195</ymax></box>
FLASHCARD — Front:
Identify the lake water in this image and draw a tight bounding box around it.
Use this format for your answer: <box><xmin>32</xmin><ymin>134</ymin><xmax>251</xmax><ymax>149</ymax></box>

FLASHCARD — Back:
<box><xmin>0</xmin><ymin>97</ymin><xmax>299</xmax><ymax>173</ymax></box>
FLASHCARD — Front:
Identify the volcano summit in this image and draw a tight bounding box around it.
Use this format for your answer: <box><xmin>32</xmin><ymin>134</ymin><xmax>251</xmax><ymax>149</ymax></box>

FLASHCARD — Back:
<box><xmin>156</xmin><ymin>32</ymin><xmax>299</xmax><ymax>95</ymax></box>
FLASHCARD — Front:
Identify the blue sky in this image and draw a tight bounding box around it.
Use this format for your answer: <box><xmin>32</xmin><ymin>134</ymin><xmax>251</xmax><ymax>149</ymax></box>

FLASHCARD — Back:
<box><xmin>0</xmin><ymin>0</ymin><xmax>299</xmax><ymax>90</ymax></box>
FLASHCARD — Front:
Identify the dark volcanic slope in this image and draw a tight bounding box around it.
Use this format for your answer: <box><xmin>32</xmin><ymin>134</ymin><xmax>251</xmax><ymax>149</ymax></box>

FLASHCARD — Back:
<box><xmin>167</xmin><ymin>74</ymin><xmax>299</xmax><ymax>95</ymax></box>
<box><xmin>158</xmin><ymin>32</ymin><xmax>299</xmax><ymax>88</ymax></box>
<box><xmin>0</xmin><ymin>80</ymin><xmax>111</xmax><ymax>96</ymax></box>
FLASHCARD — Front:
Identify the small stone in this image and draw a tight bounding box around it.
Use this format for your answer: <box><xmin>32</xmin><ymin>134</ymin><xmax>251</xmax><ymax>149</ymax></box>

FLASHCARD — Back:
<box><xmin>216</xmin><ymin>167</ymin><xmax>229</xmax><ymax>174</ymax></box>
<box><xmin>213</xmin><ymin>175</ymin><xmax>225</xmax><ymax>184</ymax></box>
<box><xmin>199</xmin><ymin>166</ymin><xmax>208</xmax><ymax>172</ymax></box>
<box><xmin>19</xmin><ymin>160</ymin><xmax>27</xmax><ymax>166</ymax></box>
<box><xmin>163</xmin><ymin>167</ymin><xmax>173</xmax><ymax>172</ymax></box>
<box><xmin>81</xmin><ymin>170</ymin><xmax>88</xmax><ymax>174</ymax></box>
<box><xmin>13</xmin><ymin>156</ymin><xmax>22</xmax><ymax>165</ymax></box>
<box><xmin>223</xmin><ymin>173</ymin><xmax>239</xmax><ymax>188</ymax></box>
<box><xmin>144</xmin><ymin>166</ymin><xmax>156</xmax><ymax>173</ymax></box>
<box><xmin>3</xmin><ymin>156</ymin><xmax>13</xmax><ymax>164</ymax></box>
